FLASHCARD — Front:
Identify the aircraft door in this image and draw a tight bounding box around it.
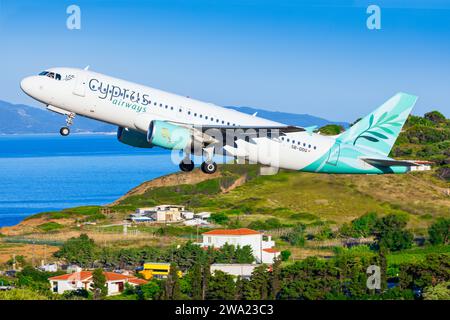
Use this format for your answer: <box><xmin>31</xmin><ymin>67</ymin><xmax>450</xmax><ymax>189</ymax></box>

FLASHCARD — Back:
<box><xmin>326</xmin><ymin>142</ymin><xmax>340</xmax><ymax>166</ymax></box>
<box><xmin>73</xmin><ymin>71</ymin><xmax>88</xmax><ymax>97</ymax></box>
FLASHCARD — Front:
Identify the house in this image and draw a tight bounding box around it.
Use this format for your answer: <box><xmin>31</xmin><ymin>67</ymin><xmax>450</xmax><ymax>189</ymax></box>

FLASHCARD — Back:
<box><xmin>194</xmin><ymin>212</ymin><xmax>211</xmax><ymax>220</ymax></box>
<box><xmin>200</xmin><ymin>228</ymin><xmax>280</xmax><ymax>264</ymax></box>
<box><xmin>210</xmin><ymin>264</ymin><xmax>261</xmax><ymax>279</ymax></box>
<box><xmin>129</xmin><ymin>214</ymin><xmax>154</xmax><ymax>223</ymax></box>
<box><xmin>39</xmin><ymin>263</ymin><xmax>58</xmax><ymax>272</ymax></box>
<box><xmin>184</xmin><ymin>218</ymin><xmax>210</xmax><ymax>226</ymax></box>
<box><xmin>65</xmin><ymin>264</ymin><xmax>82</xmax><ymax>273</ymax></box>
<box><xmin>181</xmin><ymin>211</ymin><xmax>194</xmax><ymax>220</ymax></box>
<box><xmin>133</xmin><ymin>205</ymin><xmax>186</xmax><ymax>223</ymax></box>
<box><xmin>48</xmin><ymin>271</ymin><xmax>147</xmax><ymax>296</ymax></box>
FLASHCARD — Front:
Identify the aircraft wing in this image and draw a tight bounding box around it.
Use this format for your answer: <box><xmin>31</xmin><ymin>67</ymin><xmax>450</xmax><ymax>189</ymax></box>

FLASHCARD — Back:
<box><xmin>169</xmin><ymin>122</ymin><xmax>305</xmax><ymax>136</ymax></box>
<box><xmin>362</xmin><ymin>158</ymin><xmax>421</xmax><ymax>167</ymax></box>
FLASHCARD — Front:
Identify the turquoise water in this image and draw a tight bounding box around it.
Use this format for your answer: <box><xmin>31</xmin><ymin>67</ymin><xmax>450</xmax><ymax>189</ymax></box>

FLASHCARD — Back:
<box><xmin>0</xmin><ymin>134</ymin><xmax>179</xmax><ymax>227</ymax></box>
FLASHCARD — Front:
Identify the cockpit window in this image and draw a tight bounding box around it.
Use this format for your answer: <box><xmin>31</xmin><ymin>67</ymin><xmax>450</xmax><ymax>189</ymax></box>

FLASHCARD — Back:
<box><xmin>38</xmin><ymin>71</ymin><xmax>62</xmax><ymax>80</ymax></box>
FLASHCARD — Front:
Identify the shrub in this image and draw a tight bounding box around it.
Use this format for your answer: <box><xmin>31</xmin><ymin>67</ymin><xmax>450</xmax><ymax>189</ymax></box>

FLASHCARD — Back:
<box><xmin>280</xmin><ymin>250</ymin><xmax>291</xmax><ymax>261</ymax></box>
<box><xmin>428</xmin><ymin>218</ymin><xmax>450</xmax><ymax>245</ymax></box>
<box><xmin>209</xmin><ymin>212</ymin><xmax>229</xmax><ymax>225</ymax></box>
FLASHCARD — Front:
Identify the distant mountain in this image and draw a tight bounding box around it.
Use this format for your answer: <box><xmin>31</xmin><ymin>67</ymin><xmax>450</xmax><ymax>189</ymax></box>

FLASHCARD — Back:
<box><xmin>0</xmin><ymin>100</ymin><xmax>348</xmax><ymax>134</ymax></box>
<box><xmin>226</xmin><ymin>106</ymin><xmax>348</xmax><ymax>128</ymax></box>
<box><xmin>0</xmin><ymin>100</ymin><xmax>115</xmax><ymax>134</ymax></box>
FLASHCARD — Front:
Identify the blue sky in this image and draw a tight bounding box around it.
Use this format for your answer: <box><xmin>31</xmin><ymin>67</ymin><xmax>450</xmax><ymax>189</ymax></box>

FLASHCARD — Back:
<box><xmin>0</xmin><ymin>0</ymin><xmax>449</xmax><ymax>121</ymax></box>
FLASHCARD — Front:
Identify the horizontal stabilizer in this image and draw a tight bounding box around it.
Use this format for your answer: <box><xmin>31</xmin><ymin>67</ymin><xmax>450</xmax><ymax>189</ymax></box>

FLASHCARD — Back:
<box><xmin>362</xmin><ymin>158</ymin><xmax>422</xmax><ymax>167</ymax></box>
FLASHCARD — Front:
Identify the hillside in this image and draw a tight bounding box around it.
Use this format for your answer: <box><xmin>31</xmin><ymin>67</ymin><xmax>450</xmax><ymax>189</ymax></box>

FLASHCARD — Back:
<box><xmin>390</xmin><ymin>110</ymin><xmax>450</xmax><ymax>179</ymax></box>
<box><xmin>0</xmin><ymin>100</ymin><xmax>115</xmax><ymax>134</ymax></box>
<box><xmin>3</xmin><ymin>164</ymin><xmax>448</xmax><ymax>237</ymax></box>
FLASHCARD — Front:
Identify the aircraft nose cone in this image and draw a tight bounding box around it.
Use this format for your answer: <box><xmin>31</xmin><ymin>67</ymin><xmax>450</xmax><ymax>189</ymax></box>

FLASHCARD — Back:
<box><xmin>20</xmin><ymin>76</ymin><xmax>34</xmax><ymax>95</ymax></box>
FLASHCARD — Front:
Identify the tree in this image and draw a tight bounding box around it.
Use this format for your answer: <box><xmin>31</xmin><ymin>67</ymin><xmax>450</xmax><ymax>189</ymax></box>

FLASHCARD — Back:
<box><xmin>374</xmin><ymin>214</ymin><xmax>413</xmax><ymax>251</ymax></box>
<box><xmin>283</xmin><ymin>224</ymin><xmax>306</xmax><ymax>246</ymax></box>
<box><xmin>54</xmin><ymin>234</ymin><xmax>96</xmax><ymax>267</ymax></box>
<box><xmin>399</xmin><ymin>253</ymin><xmax>450</xmax><ymax>290</ymax></box>
<box><xmin>428</xmin><ymin>218</ymin><xmax>450</xmax><ymax>245</ymax></box>
<box><xmin>270</xmin><ymin>258</ymin><xmax>282</xmax><ymax>299</ymax></box>
<box><xmin>280</xmin><ymin>250</ymin><xmax>291</xmax><ymax>261</ymax></box>
<box><xmin>424</xmin><ymin>111</ymin><xmax>446</xmax><ymax>124</ymax></box>
<box><xmin>207</xmin><ymin>270</ymin><xmax>236</xmax><ymax>299</ymax></box>
<box><xmin>190</xmin><ymin>263</ymin><xmax>203</xmax><ymax>300</ymax></box>
<box><xmin>209</xmin><ymin>212</ymin><xmax>229</xmax><ymax>225</ymax></box>
<box><xmin>139</xmin><ymin>280</ymin><xmax>163</xmax><ymax>300</ymax></box>
<box><xmin>235</xmin><ymin>245</ymin><xmax>254</xmax><ymax>263</ymax></box>
<box><xmin>162</xmin><ymin>263</ymin><xmax>181</xmax><ymax>300</ymax></box>
<box><xmin>91</xmin><ymin>268</ymin><xmax>107</xmax><ymax>300</ymax></box>
<box><xmin>247</xmin><ymin>265</ymin><xmax>270</xmax><ymax>299</ymax></box>
<box><xmin>423</xmin><ymin>282</ymin><xmax>450</xmax><ymax>300</ymax></box>
<box><xmin>339</xmin><ymin>212</ymin><xmax>378</xmax><ymax>238</ymax></box>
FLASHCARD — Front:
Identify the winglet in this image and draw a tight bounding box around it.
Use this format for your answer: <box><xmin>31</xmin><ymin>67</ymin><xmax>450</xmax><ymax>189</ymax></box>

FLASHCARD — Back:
<box><xmin>304</xmin><ymin>125</ymin><xmax>318</xmax><ymax>135</ymax></box>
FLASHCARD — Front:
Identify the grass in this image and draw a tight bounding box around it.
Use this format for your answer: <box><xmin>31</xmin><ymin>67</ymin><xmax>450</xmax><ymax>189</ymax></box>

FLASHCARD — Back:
<box><xmin>37</xmin><ymin>222</ymin><xmax>63</xmax><ymax>232</ymax></box>
<box><xmin>24</xmin><ymin>206</ymin><xmax>105</xmax><ymax>221</ymax></box>
<box><xmin>387</xmin><ymin>245</ymin><xmax>450</xmax><ymax>265</ymax></box>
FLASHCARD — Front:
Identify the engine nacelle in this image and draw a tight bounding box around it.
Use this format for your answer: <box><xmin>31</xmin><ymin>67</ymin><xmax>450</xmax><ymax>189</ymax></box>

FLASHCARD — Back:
<box><xmin>117</xmin><ymin>127</ymin><xmax>152</xmax><ymax>148</ymax></box>
<box><xmin>148</xmin><ymin>120</ymin><xmax>191</xmax><ymax>150</ymax></box>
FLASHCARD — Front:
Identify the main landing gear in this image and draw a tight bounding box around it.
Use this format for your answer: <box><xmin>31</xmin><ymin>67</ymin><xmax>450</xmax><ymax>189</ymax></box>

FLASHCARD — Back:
<box><xmin>179</xmin><ymin>158</ymin><xmax>195</xmax><ymax>172</ymax></box>
<box><xmin>178</xmin><ymin>158</ymin><xmax>217</xmax><ymax>174</ymax></box>
<box><xmin>201</xmin><ymin>161</ymin><xmax>217</xmax><ymax>174</ymax></box>
<box><xmin>60</xmin><ymin>112</ymin><xmax>76</xmax><ymax>136</ymax></box>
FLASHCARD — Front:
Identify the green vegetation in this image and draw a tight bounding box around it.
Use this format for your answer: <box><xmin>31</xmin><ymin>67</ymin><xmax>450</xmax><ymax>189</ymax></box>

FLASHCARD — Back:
<box><xmin>428</xmin><ymin>218</ymin><xmax>450</xmax><ymax>245</ymax></box>
<box><xmin>54</xmin><ymin>234</ymin><xmax>96</xmax><ymax>267</ymax></box>
<box><xmin>0</xmin><ymin>288</ymin><xmax>50</xmax><ymax>300</ymax></box>
<box><xmin>37</xmin><ymin>222</ymin><xmax>63</xmax><ymax>232</ymax></box>
<box><xmin>390</xmin><ymin>111</ymin><xmax>450</xmax><ymax>179</ymax></box>
<box><xmin>53</xmin><ymin>234</ymin><xmax>254</xmax><ymax>270</ymax></box>
<box><xmin>318</xmin><ymin>124</ymin><xmax>345</xmax><ymax>136</ymax></box>
<box><xmin>25</xmin><ymin>206</ymin><xmax>105</xmax><ymax>222</ymax></box>
<box><xmin>91</xmin><ymin>268</ymin><xmax>108</xmax><ymax>300</ymax></box>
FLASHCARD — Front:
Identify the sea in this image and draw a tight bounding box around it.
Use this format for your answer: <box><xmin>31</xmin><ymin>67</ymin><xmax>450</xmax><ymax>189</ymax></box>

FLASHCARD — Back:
<box><xmin>0</xmin><ymin>134</ymin><xmax>181</xmax><ymax>227</ymax></box>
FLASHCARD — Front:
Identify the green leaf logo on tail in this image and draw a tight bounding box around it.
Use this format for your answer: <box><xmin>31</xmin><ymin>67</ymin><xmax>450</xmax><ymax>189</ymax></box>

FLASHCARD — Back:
<box><xmin>353</xmin><ymin>112</ymin><xmax>400</xmax><ymax>146</ymax></box>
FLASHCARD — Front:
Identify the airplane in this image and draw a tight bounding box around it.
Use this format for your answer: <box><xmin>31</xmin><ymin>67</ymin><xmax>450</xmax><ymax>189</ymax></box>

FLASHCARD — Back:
<box><xmin>20</xmin><ymin>67</ymin><xmax>423</xmax><ymax>175</ymax></box>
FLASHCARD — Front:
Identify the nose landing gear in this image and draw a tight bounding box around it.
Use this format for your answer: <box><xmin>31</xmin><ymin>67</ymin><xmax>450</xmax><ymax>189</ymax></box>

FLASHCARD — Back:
<box><xmin>60</xmin><ymin>112</ymin><xmax>76</xmax><ymax>136</ymax></box>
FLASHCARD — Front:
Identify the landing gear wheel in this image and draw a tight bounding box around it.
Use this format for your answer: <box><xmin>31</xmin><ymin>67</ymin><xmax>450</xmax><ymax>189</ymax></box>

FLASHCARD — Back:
<box><xmin>179</xmin><ymin>159</ymin><xmax>195</xmax><ymax>172</ymax></box>
<box><xmin>201</xmin><ymin>161</ymin><xmax>217</xmax><ymax>174</ymax></box>
<box><xmin>60</xmin><ymin>127</ymin><xmax>70</xmax><ymax>136</ymax></box>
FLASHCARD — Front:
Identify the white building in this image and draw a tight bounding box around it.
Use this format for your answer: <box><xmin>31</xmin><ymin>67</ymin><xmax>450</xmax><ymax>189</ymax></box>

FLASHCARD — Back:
<box><xmin>182</xmin><ymin>211</ymin><xmax>194</xmax><ymax>220</ymax></box>
<box><xmin>48</xmin><ymin>271</ymin><xmax>147</xmax><ymax>296</ymax></box>
<box><xmin>184</xmin><ymin>218</ymin><xmax>210</xmax><ymax>226</ymax></box>
<box><xmin>134</xmin><ymin>205</ymin><xmax>185</xmax><ymax>222</ymax></box>
<box><xmin>195</xmin><ymin>212</ymin><xmax>211</xmax><ymax>220</ymax></box>
<box><xmin>39</xmin><ymin>263</ymin><xmax>58</xmax><ymax>272</ymax></box>
<box><xmin>211</xmin><ymin>264</ymin><xmax>261</xmax><ymax>279</ymax></box>
<box><xmin>200</xmin><ymin>228</ymin><xmax>280</xmax><ymax>264</ymax></box>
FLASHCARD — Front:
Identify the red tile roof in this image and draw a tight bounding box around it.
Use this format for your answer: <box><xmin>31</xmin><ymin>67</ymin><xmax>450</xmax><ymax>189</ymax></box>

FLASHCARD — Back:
<box><xmin>48</xmin><ymin>271</ymin><xmax>92</xmax><ymax>281</ymax></box>
<box><xmin>263</xmin><ymin>248</ymin><xmax>280</xmax><ymax>253</ymax></box>
<box><xmin>49</xmin><ymin>271</ymin><xmax>144</xmax><ymax>284</ymax></box>
<box><xmin>103</xmin><ymin>272</ymin><xmax>134</xmax><ymax>281</ymax></box>
<box><xmin>203</xmin><ymin>228</ymin><xmax>261</xmax><ymax>236</ymax></box>
<box><xmin>128</xmin><ymin>278</ymin><xmax>148</xmax><ymax>285</ymax></box>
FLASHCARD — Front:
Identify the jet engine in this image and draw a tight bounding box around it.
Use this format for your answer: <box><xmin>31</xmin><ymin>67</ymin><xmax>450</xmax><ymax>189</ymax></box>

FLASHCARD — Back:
<box><xmin>147</xmin><ymin>120</ymin><xmax>192</xmax><ymax>150</ymax></box>
<box><xmin>117</xmin><ymin>127</ymin><xmax>152</xmax><ymax>148</ymax></box>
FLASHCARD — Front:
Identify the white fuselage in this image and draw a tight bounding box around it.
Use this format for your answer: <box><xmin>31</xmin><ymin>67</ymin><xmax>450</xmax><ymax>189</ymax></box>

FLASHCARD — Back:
<box><xmin>20</xmin><ymin>67</ymin><xmax>334</xmax><ymax>171</ymax></box>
